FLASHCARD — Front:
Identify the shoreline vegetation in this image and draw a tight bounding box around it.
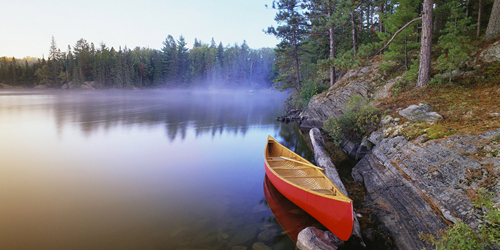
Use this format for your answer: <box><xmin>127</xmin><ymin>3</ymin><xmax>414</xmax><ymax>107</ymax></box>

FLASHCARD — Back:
<box><xmin>265</xmin><ymin>0</ymin><xmax>500</xmax><ymax>249</ymax></box>
<box><xmin>0</xmin><ymin>36</ymin><xmax>276</xmax><ymax>90</ymax></box>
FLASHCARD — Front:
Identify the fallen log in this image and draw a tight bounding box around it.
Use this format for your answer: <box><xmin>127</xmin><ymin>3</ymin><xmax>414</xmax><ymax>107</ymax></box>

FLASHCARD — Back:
<box><xmin>309</xmin><ymin>128</ymin><xmax>366</xmax><ymax>247</ymax></box>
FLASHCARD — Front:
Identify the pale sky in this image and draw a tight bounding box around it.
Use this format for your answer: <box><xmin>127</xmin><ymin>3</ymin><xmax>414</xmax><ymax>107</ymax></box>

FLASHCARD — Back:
<box><xmin>1</xmin><ymin>0</ymin><xmax>280</xmax><ymax>59</ymax></box>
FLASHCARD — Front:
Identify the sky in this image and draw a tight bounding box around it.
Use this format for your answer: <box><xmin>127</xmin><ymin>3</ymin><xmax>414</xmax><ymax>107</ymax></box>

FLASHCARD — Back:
<box><xmin>1</xmin><ymin>0</ymin><xmax>280</xmax><ymax>59</ymax></box>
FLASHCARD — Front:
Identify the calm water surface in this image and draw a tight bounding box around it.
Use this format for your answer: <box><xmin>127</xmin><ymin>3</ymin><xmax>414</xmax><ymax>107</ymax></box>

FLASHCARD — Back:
<box><xmin>0</xmin><ymin>89</ymin><xmax>314</xmax><ymax>250</ymax></box>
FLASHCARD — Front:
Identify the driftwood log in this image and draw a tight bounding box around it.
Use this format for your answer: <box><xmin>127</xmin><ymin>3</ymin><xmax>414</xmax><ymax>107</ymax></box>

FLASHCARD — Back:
<box><xmin>309</xmin><ymin>128</ymin><xmax>366</xmax><ymax>247</ymax></box>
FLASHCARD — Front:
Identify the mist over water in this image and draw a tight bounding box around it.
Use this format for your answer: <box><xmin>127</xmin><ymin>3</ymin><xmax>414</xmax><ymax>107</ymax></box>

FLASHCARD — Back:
<box><xmin>0</xmin><ymin>89</ymin><xmax>313</xmax><ymax>250</ymax></box>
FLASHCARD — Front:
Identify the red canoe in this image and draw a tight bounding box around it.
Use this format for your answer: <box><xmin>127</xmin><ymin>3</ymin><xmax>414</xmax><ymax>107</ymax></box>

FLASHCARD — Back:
<box><xmin>263</xmin><ymin>175</ymin><xmax>325</xmax><ymax>242</ymax></box>
<box><xmin>264</xmin><ymin>136</ymin><xmax>354</xmax><ymax>241</ymax></box>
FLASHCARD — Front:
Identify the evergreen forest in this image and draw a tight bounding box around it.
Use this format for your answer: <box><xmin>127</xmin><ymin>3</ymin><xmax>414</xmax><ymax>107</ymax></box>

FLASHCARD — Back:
<box><xmin>0</xmin><ymin>36</ymin><xmax>276</xmax><ymax>89</ymax></box>
<box><xmin>2</xmin><ymin>0</ymin><xmax>500</xmax><ymax>94</ymax></box>
<box><xmin>266</xmin><ymin>0</ymin><xmax>500</xmax><ymax>107</ymax></box>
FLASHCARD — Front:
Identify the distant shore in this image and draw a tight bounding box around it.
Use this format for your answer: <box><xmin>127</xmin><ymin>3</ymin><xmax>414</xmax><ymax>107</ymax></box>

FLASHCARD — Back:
<box><xmin>0</xmin><ymin>82</ymin><xmax>280</xmax><ymax>94</ymax></box>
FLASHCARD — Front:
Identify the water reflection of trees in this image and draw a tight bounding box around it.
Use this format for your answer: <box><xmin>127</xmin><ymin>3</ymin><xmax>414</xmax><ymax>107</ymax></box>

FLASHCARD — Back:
<box><xmin>275</xmin><ymin>122</ymin><xmax>315</xmax><ymax>163</ymax></box>
<box><xmin>48</xmin><ymin>90</ymin><xmax>289</xmax><ymax>141</ymax></box>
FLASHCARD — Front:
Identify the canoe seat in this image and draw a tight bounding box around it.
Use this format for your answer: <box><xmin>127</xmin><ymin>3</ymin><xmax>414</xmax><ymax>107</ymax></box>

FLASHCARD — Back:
<box><xmin>281</xmin><ymin>176</ymin><xmax>325</xmax><ymax>178</ymax></box>
<box><xmin>267</xmin><ymin>157</ymin><xmax>287</xmax><ymax>161</ymax></box>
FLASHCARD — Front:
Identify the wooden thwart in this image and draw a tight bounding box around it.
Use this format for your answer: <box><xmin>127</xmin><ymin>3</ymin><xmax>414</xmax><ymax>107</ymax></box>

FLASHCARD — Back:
<box><xmin>269</xmin><ymin>156</ymin><xmax>325</xmax><ymax>171</ymax></box>
<box><xmin>272</xmin><ymin>166</ymin><xmax>313</xmax><ymax>170</ymax></box>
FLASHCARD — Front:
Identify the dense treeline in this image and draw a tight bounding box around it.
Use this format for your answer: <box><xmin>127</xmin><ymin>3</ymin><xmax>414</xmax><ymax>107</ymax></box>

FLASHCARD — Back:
<box><xmin>0</xmin><ymin>36</ymin><xmax>276</xmax><ymax>89</ymax></box>
<box><xmin>267</xmin><ymin>0</ymin><xmax>500</xmax><ymax>107</ymax></box>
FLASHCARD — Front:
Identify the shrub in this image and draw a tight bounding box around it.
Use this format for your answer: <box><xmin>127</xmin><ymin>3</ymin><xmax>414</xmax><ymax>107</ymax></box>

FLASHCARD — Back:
<box><xmin>420</xmin><ymin>188</ymin><xmax>500</xmax><ymax>249</ymax></box>
<box><xmin>292</xmin><ymin>80</ymin><xmax>329</xmax><ymax>109</ymax></box>
<box><xmin>323</xmin><ymin>95</ymin><xmax>383</xmax><ymax>146</ymax></box>
<box><xmin>433</xmin><ymin>0</ymin><xmax>475</xmax><ymax>84</ymax></box>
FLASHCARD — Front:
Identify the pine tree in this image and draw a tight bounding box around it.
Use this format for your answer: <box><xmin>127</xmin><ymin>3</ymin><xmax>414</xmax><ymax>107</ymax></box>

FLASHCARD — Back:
<box><xmin>304</xmin><ymin>0</ymin><xmax>349</xmax><ymax>87</ymax></box>
<box><xmin>113</xmin><ymin>48</ymin><xmax>124</xmax><ymax>88</ymax></box>
<box><xmin>48</xmin><ymin>36</ymin><xmax>61</xmax><ymax>61</ymax></box>
<box><xmin>378</xmin><ymin>0</ymin><xmax>421</xmax><ymax>70</ymax></box>
<box><xmin>266</xmin><ymin>0</ymin><xmax>308</xmax><ymax>91</ymax></box>
<box><xmin>177</xmin><ymin>36</ymin><xmax>189</xmax><ymax>85</ymax></box>
<box><xmin>162</xmin><ymin>35</ymin><xmax>179</xmax><ymax>85</ymax></box>
<box><xmin>435</xmin><ymin>0</ymin><xmax>475</xmax><ymax>83</ymax></box>
<box><xmin>48</xmin><ymin>36</ymin><xmax>62</xmax><ymax>86</ymax></box>
<box><xmin>151</xmin><ymin>50</ymin><xmax>163</xmax><ymax>86</ymax></box>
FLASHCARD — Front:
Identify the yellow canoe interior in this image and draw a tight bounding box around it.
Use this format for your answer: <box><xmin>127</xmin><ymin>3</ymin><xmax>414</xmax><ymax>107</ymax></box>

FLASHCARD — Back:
<box><xmin>265</xmin><ymin>136</ymin><xmax>351</xmax><ymax>202</ymax></box>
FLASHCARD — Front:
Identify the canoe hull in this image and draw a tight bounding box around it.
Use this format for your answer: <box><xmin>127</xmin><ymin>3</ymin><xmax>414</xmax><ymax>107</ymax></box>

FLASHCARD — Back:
<box><xmin>264</xmin><ymin>164</ymin><xmax>354</xmax><ymax>241</ymax></box>
<box><xmin>263</xmin><ymin>175</ymin><xmax>322</xmax><ymax>242</ymax></box>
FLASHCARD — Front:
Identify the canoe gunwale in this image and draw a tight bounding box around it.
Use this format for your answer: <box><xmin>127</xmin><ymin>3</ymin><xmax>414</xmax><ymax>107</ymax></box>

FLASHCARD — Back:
<box><xmin>264</xmin><ymin>135</ymin><xmax>354</xmax><ymax>241</ymax></box>
<box><xmin>264</xmin><ymin>136</ymin><xmax>351</xmax><ymax>202</ymax></box>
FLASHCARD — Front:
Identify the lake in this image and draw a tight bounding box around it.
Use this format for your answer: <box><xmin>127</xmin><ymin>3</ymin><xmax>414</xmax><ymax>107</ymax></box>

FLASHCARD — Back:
<box><xmin>0</xmin><ymin>89</ymin><xmax>316</xmax><ymax>250</ymax></box>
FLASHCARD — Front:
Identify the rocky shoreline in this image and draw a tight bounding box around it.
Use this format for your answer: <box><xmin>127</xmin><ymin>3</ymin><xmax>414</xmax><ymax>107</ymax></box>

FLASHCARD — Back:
<box><xmin>0</xmin><ymin>81</ymin><xmax>98</xmax><ymax>90</ymax></box>
<box><xmin>291</xmin><ymin>42</ymin><xmax>500</xmax><ymax>249</ymax></box>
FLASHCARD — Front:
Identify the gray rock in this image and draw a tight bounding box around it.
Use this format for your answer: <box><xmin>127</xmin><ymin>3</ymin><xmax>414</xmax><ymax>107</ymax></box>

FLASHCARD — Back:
<box><xmin>252</xmin><ymin>242</ymin><xmax>271</xmax><ymax>250</ymax></box>
<box><xmin>34</xmin><ymin>84</ymin><xmax>47</xmax><ymax>89</ymax></box>
<box><xmin>479</xmin><ymin>41</ymin><xmax>500</xmax><ymax>63</ymax></box>
<box><xmin>231</xmin><ymin>246</ymin><xmax>247</xmax><ymax>250</ymax></box>
<box><xmin>61</xmin><ymin>83</ymin><xmax>68</xmax><ymax>90</ymax></box>
<box><xmin>362</xmin><ymin>228</ymin><xmax>378</xmax><ymax>243</ymax></box>
<box><xmin>218</xmin><ymin>229</ymin><xmax>230</xmax><ymax>241</ymax></box>
<box><xmin>440</xmin><ymin>70</ymin><xmax>463</xmax><ymax>79</ymax></box>
<box><xmin>441</xmin><ymin>208</ymin><xmax>459</xmax><ymax>224</ymax></box>
<box><xmin>169</xmin><ymin>226</ymin><xmax>192</xmax><ymax>240</ymax></box>
<box><xmin>374</xmin><ymin>76</ymin><xmax>403</xmax><ymax>100</ymax></box>
<box><xmin>351</xmin><ymin>128</ymin><xmax>500</xmax><ymax>250</ymax></box>
<box><xmin>368</xmin><ymin>130</ymin><xmax>383</xmax><ymax>145</ymax></box>
<box><xmin>399</xmin><ymin>103</ymin><xmax>443</xmax><ymax>123</ymax></box>
<box><xmin>257</xmin><ymin>229</ymin><xmax>278</xmax><ymax>242</ymax></box>
<box><xmin>0</xmin><ymin>83</ymin><xmax>13</xmax><ymax>89</ymax></box>
<box><xmin>436</xmin><ymin>70</ymin><xmax>477</xmax><ymax>81</ymax></box>
<box><xmin>227</xmin><ymin>224</ymin><xmax>259</xmax><ymax>248</ymax></box>
<box><xmin>252</xmin><ymin>204</ymin><xmax>268</xmax><ymax>213</ymax></box>
<box><xmin>381</xmin><ymin>115</ymin><xmax>393</xmax><ymax>126</ymax></box>
<box><xmin>296</xmin><ymin>227</ymin><xmax>342</xmax><ymax>250</ymax></box>
<box><xmin>299</xmin><ymin>63</ymin><xmax>381</xmax><ymax>128</ymax></box>
<box><xmin>340</xmin><ymin>140</ymin><xmax>359</xmax><ymax>159</ymax></box>
<box><xmin>383</xmin><ymin>125</ymin><xmax>404</xmax><ymax>138</ymax></box>
<box><xmin>0</xmin><ymin>83</ymin><xmax>16</xmax><ymax>89</ymax></box>
<box><xmin>80</xmin><ymin>84</ymin><xmax>95</xmax><ymax>90</ymax></box>
<box><xmin>355</xmin><ymin>137</ymin><xmax>373</xmax><ymax>160</ymax></box>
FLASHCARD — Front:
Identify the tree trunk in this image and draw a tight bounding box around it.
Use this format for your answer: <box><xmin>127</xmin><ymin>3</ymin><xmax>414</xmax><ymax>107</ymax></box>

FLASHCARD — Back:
<box><xmin>485</xmin><ymin>0</ymin><xmax>500</xmax><ymax>40</ymax></box>
<box><xmin>433</xmin><ymin>3</ymin><xmax>439</xmax><ymax>34</ymax></box>
<box><xmin>405</xmin><ymin>28</ymin><xmax>408</xmax><ymax>69</ymax></box>
<box><xmin>309</xmin><ymin>128</ymin><xmax>365</xmax><ymax>248</ymax></box>
<box><xmin>294</xmin><ymin>41</ymin><xmax>301</xmax><ymax>92</ymax></box>
<box><xmin>366</xmin><ymin>4</ymin><xmax>371</xmax><ymax>26</ymax></box>
<box><xmin>330</xmin><ymin>28</ymin><xmax>336</xmax><ymax>87</ymax></box>
<box><xmin>466</xmin><ymin>0</ymin><xmax>470</xmax><ymax>18</ymax></box>
<box><xmin>379</xmin><ymin>2</ymin><xmax>383</xmax><ymax>32</ymax></box>
<box><xmin>417</xmin><ymin>0</ymin><xmax>433</xmax><ymax>88</ymax></box>
<box><xmin>351</xmin><ymin>12</ymin><xmax>358</xmax><ymax>57</ymax></box>
<box><xmin>478</xmin><ymin>0</ymin><xmax>482</xmax><ymax>36</ymax></box>
<box><xmin>328</xmin><ymin>5</ymin><xmax>336</xmax><ymax>87</ymax></box>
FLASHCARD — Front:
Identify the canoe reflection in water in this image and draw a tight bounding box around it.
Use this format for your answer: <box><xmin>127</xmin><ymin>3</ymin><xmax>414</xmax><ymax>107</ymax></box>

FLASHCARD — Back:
<box><xmin>263</xmin><ymin>175</ymin><xmax>325</xmax><ymax>242</ymax></box>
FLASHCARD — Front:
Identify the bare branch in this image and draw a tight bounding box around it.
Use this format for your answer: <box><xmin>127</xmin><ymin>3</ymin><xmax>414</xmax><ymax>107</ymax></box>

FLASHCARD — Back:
<box><xmin>370</xmin><ymin>17</ymin><xmax>423</xmax><ymax>58</ymax></box>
